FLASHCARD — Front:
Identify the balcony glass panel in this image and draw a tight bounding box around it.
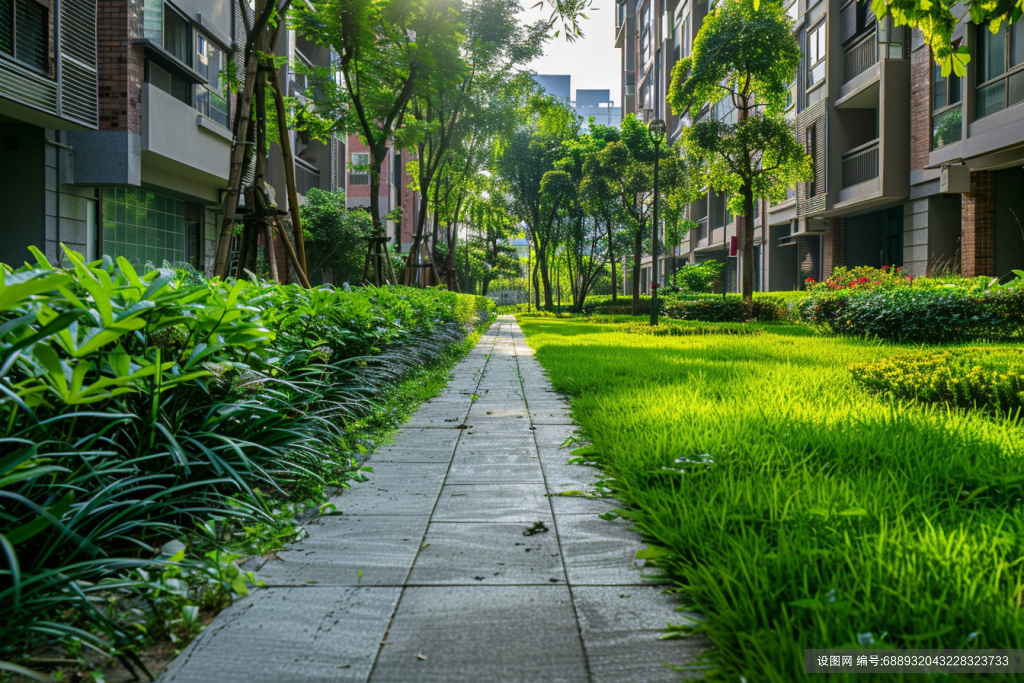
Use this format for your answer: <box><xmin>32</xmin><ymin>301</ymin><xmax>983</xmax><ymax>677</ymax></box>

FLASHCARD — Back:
<box><xmin>931</xmin><ymin>105</ymin><xmax>962</xmax><ymax>149</ymax></box>
<box><xmin>977</xmin><ymin>81</ymin><xmax>1006</xmax><ymax>118</ymax></box>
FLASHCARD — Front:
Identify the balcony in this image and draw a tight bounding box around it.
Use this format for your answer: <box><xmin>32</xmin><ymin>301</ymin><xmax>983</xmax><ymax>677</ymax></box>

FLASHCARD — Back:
<box><xmin>843</xmin><ymin>31</ymin><xmax>877</xmax><ymax>84</ymax></box>
<box><xmin>141</xmin><ymin>83</ymin><xmax>232</xmax><ymax>185</ymax></box>
<box><xmin>841</xmin><ymin>139</ymin><xmax>879</xmax><ymax>189</ymax></box>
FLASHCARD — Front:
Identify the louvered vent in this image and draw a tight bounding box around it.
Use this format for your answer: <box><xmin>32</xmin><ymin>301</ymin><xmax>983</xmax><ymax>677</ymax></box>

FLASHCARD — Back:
<box><xmin>15</xmin><ymin>0</ymin><xmax>48</xmax><ymax>73</ymax></box>
<box><xmin>59</xmin><ymin>0</ymin><xmax>97</xmax><ymax>128</ymax></box>
<box><xmin>796</xmin><ymin>99</ymin><xmax>827</xmax><ymax>216</ymax></box>
<box><xmin>1</xmin><ymin>2</ymin><xmax>13</xmax><ymax>56</ymax></box>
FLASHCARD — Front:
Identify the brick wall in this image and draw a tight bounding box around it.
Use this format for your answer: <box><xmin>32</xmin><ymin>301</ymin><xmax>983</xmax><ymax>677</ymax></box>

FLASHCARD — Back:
<box><xmin>909</xmin><ymin>33</ymin><xmax>930</xmax><ymax>172</ymax></box>
<box><xmin>823</xmin><ymin>217</ymin><xmax>846</xmax><ymax>278</ymax></box>
<box><xmin>961</xmin><ymin>171</ymin><xmax>995</xmax><ymax>277</ymax></box>
<box><xmin>97</xmin><ymin>0</ymin><xmax>143</xmax><ymax>134</ymax></box>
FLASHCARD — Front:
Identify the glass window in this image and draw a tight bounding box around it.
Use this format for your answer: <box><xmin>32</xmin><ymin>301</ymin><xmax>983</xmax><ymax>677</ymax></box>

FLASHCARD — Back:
<box><xmin>148</xmin><ymin>61</ymin><xmax>189</xmax><ymax>104</ymax></box>
<box><xmin>2</xmin><ymin>0</ymin><xmax>49</xmax><ymax>73</ymax></box>
<box><xmin>195</xmin><ymin>33</ymin><xmax>228</xmax><ymax>127</ymax></box>
<box><xmin>349</xmin><ymin>152</ymin><xmax>370</xmax><ymax>185</ymax></box>
<box><xmin>807</xmin><ymin>21</ymin><xmax>827</xmax><ymax>88</ymax></box>
<box><xmin>975</xmin><ymin>21</ymin><xmax>1024</xmax><ymax>118</ymax></box>
<box><xmin>164</xmin><ymin>5</ymin><xmax>190</xmax><ymax>65</ymax></box>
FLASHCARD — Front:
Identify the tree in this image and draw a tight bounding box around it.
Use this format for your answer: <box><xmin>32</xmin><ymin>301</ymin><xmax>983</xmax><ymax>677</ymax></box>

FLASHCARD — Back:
<box><xmin>300</xmin><ymin>189</ymin><xmax>375</xmax><ymax>284</ymax></box>
<box><xmin>660</xmin><ymin>141</ymin><xmax>700</xmax><ymax>282</ymax></box>
<box><xmin>211</xmin><ymin>0</ymin><xmax>311</xmax><ymax>283</ymax></box>
<box><xmin>495</xmin><ymin>96</ymin><xmax>579</xmax><ymax>309</ymax></box>
<box><xmin>881</xmin><ymin>0</ymin><xmax>1020</xmax><ymax>76</ymax></box>
<box><xmin>588</xmin><ymin>114</ymin><xmax>656</xmax><ymax>315</ymax></box>
<box><xmin>295</xmin><ymin>0</ymin><xmax>447</xmax><ymax>285</ymax></box>
<box><xmin>669</xmin><ymin>0</ymin><xmax>811</xmax><ymax>313</ymax></box>
<box><xmin>404</xmin><ymin>0</ymin><xmax>544</xmax><ymax>286</ymax></box>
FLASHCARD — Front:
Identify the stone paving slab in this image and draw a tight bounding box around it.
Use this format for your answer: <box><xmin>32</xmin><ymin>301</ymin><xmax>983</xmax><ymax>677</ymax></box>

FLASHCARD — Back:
<box><xmin>573</xmin><ymin>586</ymin><xmax>704</xmax><ymax>682</ymax></box>
<box><xmin>432</xmin><ymin>483</ymin><xmax>551</xmax><ymax>522</ymax></box>
<box><xmin>406</xmin><ymin>521</ymin><xmax>564</xmax><ymax>585</ymax></box>
<box><xmin>160</xmin><ymin>587</ymin><xmax>401</xmax><ymax>683</ymax></box>
<box><xmin>367</xmin><ymin>586</ymin><xmax>588</xmax><ymax>683</ymax></box>
<box><xmin>257</xmin><ymin>516</ymin><xmax>429</xmax><ymax>587</ymax></box>
<box><xmin>157</xmin><ymin>316</ymin><xmax>703</xmax><ymax>683</ymax></box>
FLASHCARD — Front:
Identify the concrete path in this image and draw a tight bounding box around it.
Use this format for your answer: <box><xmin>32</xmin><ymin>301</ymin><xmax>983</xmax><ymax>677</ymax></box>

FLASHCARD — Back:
<box><xmin>159</xmin><ymin>316</ymin><xmax>702</xmax><ymax>683</ymax></box>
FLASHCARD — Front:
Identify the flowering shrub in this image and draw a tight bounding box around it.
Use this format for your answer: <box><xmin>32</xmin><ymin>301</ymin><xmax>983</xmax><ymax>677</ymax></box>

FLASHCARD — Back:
<box><xmin>811</xmin><ymin>265</ymin><xmax>914</xmax><ymax>291</ymax></box>
<box><xmin>850</xmin><ymin>349</ymin><xmax>1024</xmax><ymax>414</ymax></box>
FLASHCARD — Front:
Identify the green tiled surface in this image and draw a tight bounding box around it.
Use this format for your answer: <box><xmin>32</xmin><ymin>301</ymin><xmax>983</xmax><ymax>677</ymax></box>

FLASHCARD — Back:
<box><xmin>101</xmin><ymin>188</ymin><xmax>186</xmax><ymax>266</ymax></box>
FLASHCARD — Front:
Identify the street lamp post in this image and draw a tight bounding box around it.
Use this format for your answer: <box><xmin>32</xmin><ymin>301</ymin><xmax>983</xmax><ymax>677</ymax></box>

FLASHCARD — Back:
<box><xmin>648</xmin><ymin>119</ymin><xmax>666</xmax><ymax>326</ymax></box>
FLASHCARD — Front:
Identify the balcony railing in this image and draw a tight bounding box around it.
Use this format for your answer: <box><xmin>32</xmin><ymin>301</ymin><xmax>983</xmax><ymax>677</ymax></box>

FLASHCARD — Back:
<box><xmin>843</xmin><ymin>30</ymin><xmax>877</xmax><ymax>84</ymax></box>
<box><xmin>841</xmin><ymin>139</ymin><xmax>879</xmax><ymax>189</ymax></box>
<box><xmin>932</xmin><ymin>105</ymin><xmax>962</xmax><ymax>150</ymax></box>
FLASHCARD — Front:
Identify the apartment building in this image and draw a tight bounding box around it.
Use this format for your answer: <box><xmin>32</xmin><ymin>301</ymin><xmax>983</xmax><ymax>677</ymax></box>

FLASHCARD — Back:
<box><xmin>1</xmin><ymin>0</ymin><xmax>99</xmax><ymax>265</ymax></box>
<box><xmin>0</xmin><ymin>0</ymin><xmax>345</xmax><ymax>281</ymax></box>
<box><xmin>532</xmin><ymin>74</ymin><xmax>623</xmax><ymax>129</ymax></box>
<box><xmin>615</xmin><ymin>0</ymin><xmax>1024</xmax><ymax>292</ymax></box>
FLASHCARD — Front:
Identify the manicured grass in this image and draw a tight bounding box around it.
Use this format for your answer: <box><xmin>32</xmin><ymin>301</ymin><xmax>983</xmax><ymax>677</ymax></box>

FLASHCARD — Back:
<box><xmin>517</xmin><ymin>316</ymin><xmax>1024</xmax><ymax>682</ymax></box>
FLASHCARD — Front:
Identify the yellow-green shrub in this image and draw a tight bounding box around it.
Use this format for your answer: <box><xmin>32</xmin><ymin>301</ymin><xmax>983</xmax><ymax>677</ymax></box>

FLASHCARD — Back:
<box><xmin>850</xmin><ymin>349</ymin><xmax>1024</xmax><ymax>414</ymax></box>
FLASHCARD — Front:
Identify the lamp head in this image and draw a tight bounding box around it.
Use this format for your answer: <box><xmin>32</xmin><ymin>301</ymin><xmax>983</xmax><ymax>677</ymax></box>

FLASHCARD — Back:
<box><xmin>648</xmin><ymin>118</ymin><xmax>667</xmax><ymax>138</ymax></box>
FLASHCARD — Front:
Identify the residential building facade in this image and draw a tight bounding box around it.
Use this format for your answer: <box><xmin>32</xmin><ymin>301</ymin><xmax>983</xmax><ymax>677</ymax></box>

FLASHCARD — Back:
<box><xmin>1</xmin><ymin>0</ymin><xmax>401</xmax><ymax>283</ymax></box>
<box><xmin>614</xmin><ymin>0</ymin><xmax>1024</xmax><ymax>293</ymax></box>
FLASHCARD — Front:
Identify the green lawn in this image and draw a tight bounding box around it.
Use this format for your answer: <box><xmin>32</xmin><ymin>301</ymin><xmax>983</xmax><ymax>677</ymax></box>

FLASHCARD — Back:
<box><xmin>517</xmin><ymin>316</ymin><xmax>1024</xmax><ymax>682</ymax></box>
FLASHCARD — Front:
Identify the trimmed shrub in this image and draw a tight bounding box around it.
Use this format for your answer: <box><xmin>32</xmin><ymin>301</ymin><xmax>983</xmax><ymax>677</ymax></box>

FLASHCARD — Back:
<box><xmin>809</xmin><ymin>264</ymin><xmax>914</xmax><ymax>291</ymax></box>
<box><xmin>851</xmin><ymin>349</ymin><xmax>1024</xmax><ymax>414</ymax></box>
<box><xmin>796</xmin><ymin>286</ymin><xmax>1024</xmax><ymax>343</ymax></box>
<box><xmin>670</xmin><ymin>260</ymin><xmax>723</xmax><ymax>293</ymax></box>
<box><xmin>618</xmin><ymin>320</ymin><xmax>763</xmax><ymax>336</ymax></box>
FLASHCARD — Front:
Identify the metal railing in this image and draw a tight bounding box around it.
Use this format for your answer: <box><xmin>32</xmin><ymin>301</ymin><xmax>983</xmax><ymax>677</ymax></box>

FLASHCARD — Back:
<box><xmin>843</xmin><ymin>30</ymin><xmax>877</xmax><ymax>83</ymax></box>
<box><xmin>841</xmin><ymin>139</ymin><xmax>879</xmax><ymax>188</ymax></box>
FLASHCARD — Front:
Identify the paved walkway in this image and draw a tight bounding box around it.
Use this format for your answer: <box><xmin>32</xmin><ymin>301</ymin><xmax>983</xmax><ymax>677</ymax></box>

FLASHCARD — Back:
<box><xmin>160</xmin><ymin>316</ymin><xmax>701</xmax><ymax>683</ymax></box>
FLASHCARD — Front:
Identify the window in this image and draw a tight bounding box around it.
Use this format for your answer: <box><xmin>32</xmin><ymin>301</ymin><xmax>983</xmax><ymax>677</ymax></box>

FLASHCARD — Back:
<box><xmin>1</xmin><ymin>0</ymin><xmax>50</xmax><ymax>74</ymax></box>
<box><xmin>785</xmin><ymin>0</ymin><xmax>798</xmax><ymax>23</ymax></box>
<box><xmin>672</xmin><ymin>3</ymin><xmax>690</xmax><ymax>62</ymax></box>
<box><xmin>640</xmin><ymin>4</ymin><xmax>652</xmax><ymax>69</ymax></box>
<box><xmin>976</xmin><ymin>21</ymin><xmax>1024</xmax><ymax>118</ymax></box>
<box><xmin>349</xmin><ymin>152</ymin><xmax>370</xmax><ymax>186</ymax></box>
<box><xmin>148</xmin><ymin>61</ymin><xmax>189</xmax><ymax>104</ymax></box>
<box><xmin>163</xmin><ymin>6</ymin><xmax>190</xmax><ymax>64</ymax></box>
<box><xmin>195</xmin><ymin>33</ymin><xmax>228</xmax><ymax>127</ymax></box>
<box><xmin>931</xmin><ymin>60</ymin><xmax>962</xmax><ymax>148</ymax></box>
<box><xmin>807</xmin><ymin>21</ymin><xmax>827</xmax><ymax>89</ymax></box>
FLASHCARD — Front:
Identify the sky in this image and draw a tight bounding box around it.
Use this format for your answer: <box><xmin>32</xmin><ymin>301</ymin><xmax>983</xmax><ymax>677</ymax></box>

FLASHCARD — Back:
<box><xmin>517</xmin><ymin>0</ymin><xmax>620</xmax><ymax>104</ymax></box>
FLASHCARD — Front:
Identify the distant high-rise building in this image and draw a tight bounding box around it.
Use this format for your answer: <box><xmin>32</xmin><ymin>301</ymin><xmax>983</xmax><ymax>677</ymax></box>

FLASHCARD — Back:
<box><xmin>575</xmin><ymin>89</ymin><xmax>622</xmax><ymax>129</ymax></box>
<box><xmin>532</xmin><ymin>76</ymin><xmax>622</xmax><ymax>129</ymax></box>
<box><xmin>532</xmin><ymin>74</ymin><xmax>572</xmax><ymax>103</ymax></box>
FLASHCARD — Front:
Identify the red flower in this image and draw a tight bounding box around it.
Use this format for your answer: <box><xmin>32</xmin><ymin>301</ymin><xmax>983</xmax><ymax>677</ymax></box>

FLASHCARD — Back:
<box><xmin>882</xmin><ymin>265</ymin><xmax>889</xmax><ymax>270</ymax></box>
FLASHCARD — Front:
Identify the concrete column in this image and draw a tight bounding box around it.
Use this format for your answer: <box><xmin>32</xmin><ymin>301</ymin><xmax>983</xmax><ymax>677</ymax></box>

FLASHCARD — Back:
<box><xmin>823</xmin><ymin>217</ymin><xmax>846</xmax><ymax>279</ymax></box>
<box><xmin>962</xmin><ymin>171</ymin><xmax>996</xmax><ymax>277</ymax></box>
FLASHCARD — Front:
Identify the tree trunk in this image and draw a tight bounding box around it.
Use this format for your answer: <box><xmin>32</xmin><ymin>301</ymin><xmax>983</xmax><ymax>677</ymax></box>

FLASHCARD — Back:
<box><xmin>213</xmin><ymin>50</ymin><xmax>260</xmax><ymax>278</ymax></box>
<box><xmin>539</xmin><ymin>249</ymin><xmax>554</xmax><ymax>310</ymax></box>
<box><xmin>607</xmin><ymin>219</ymin><xmax>616</xmax><ymax>303</ymax></box>
<box><xmin>269</xmin><ymin>69</ymin><xmax>307</xmax><ymax>274</ymax></box>
<box><xmin>532</xmin><ymin>259</ymin><xmax>540</xmax><ymax>308</ymax></box>
<box><xmin>741</xmin><ymin>185</ymin><xmax>755</xmax><ymax>316</ymax></box>
<box><xmin>631</xmin><ymin>229</ymin><xmax>642</xmax><ymax>315</ymax></box>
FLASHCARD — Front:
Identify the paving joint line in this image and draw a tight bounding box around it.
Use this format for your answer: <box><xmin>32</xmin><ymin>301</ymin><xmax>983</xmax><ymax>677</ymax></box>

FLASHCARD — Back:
<box><xmin>364</xmin><ymin>320</ymin><xmax>504</xmax><ymax>682</ymax></box>
<box><xmin>512</xmin><ymin>320</ymin><xmax>595</xmax><ymax>683</ymax></box>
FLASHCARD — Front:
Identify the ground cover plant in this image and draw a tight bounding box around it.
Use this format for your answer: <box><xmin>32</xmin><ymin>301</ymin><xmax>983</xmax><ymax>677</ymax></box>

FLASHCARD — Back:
<box><xmin>851</xmin><ymin>348</ymin><xmax>1024</xmax><ymax>415</ymax></box>
<box><xmin>0</xmin><ymin>247</ymin><xmax>493</xmax><ymax>680</ymax></box>
<box><xmin>517</xmin><ymin>315</ymin><xmax>1024</xmax><ymax>682</ymax></box>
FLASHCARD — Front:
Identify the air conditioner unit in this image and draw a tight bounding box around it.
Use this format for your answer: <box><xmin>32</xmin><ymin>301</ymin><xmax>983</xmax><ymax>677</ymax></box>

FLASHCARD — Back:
<box><xmin>939</xmin><ymin>164</ymin><xmax>970</xmax><ymax>193</ymax></box>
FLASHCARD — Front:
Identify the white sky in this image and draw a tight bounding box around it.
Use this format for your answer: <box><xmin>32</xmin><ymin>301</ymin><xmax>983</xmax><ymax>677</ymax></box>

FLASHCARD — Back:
<box><xmin>517</xmin><ymin>0</ymin><xmax>620</xmax><ymax>105</ymax></box>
